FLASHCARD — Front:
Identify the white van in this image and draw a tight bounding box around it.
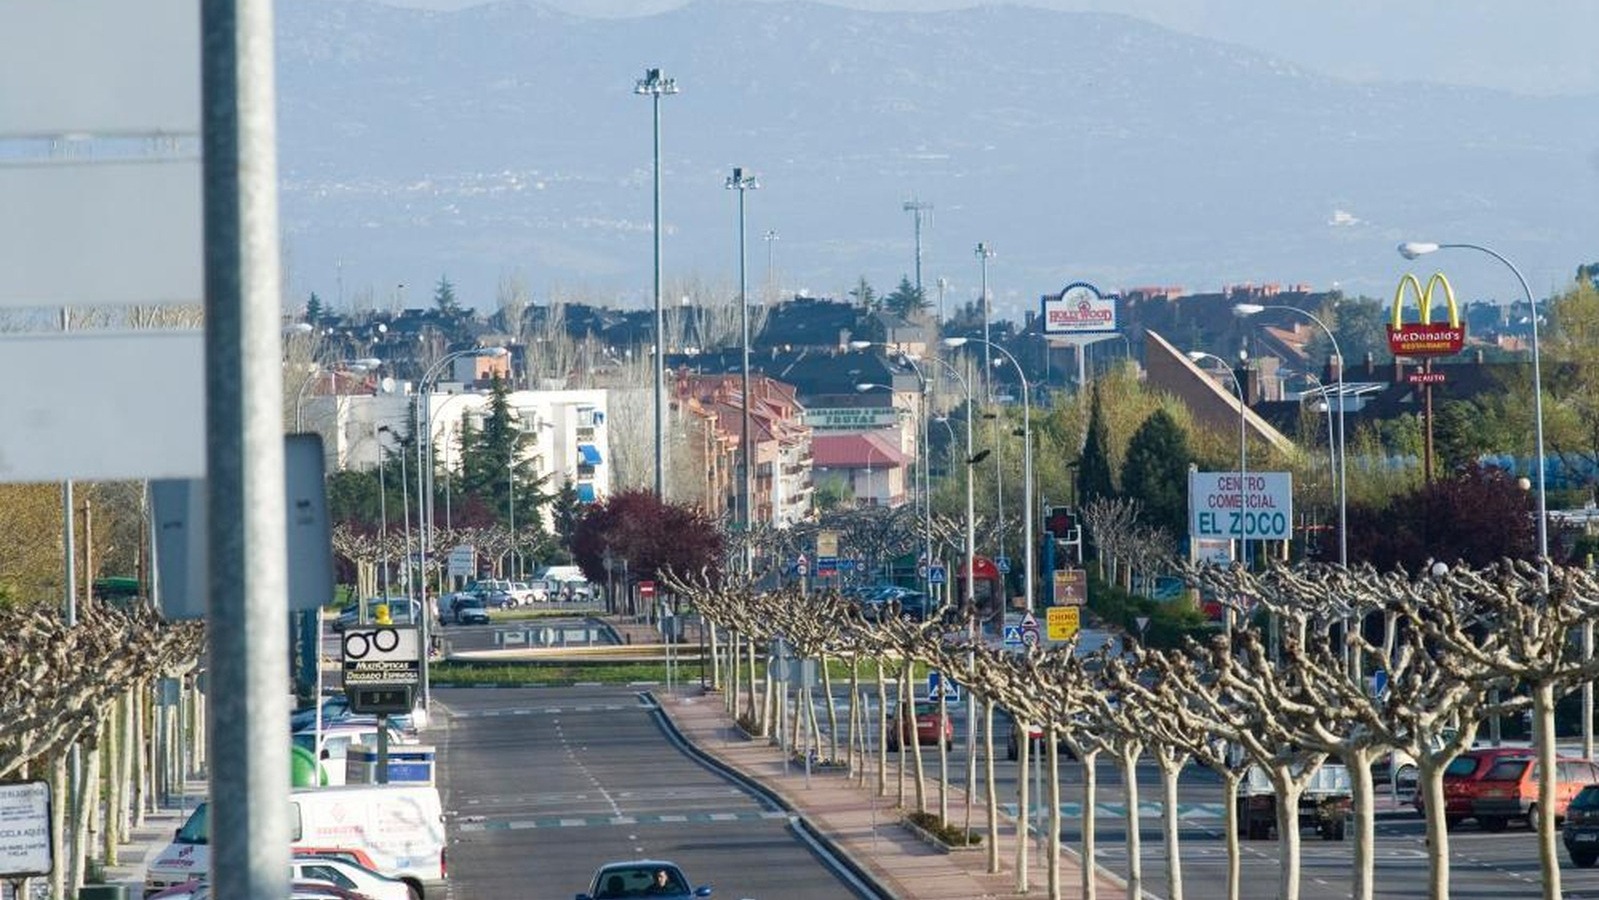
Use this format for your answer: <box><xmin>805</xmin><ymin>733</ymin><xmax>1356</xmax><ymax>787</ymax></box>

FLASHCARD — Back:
<box><xmin>144</xmin><ymin>785</ymin><xmax>446</xmax><ymax>898</ymax></box>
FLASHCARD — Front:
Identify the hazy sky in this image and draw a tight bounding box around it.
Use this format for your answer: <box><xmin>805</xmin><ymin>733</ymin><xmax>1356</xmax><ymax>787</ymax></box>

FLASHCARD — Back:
<box><xmin>367</xmin><ymin>0</ymin><xmax>1599</xmax><ymax>96</ymax></box>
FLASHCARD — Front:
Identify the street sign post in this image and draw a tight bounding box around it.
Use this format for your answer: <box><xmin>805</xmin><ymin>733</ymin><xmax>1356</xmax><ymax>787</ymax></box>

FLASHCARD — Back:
<box><xmin>1002</xmin><ymin>624</ymin><xmax>1024</xmax><ymax>647</ymax></box>
<box><xmin>994</xmin><ymin>555</ymin><xmax>1011</xmax><ymax>574</ymax></box>
<box><xmin>928</xmin><ymin>564</ymin><xmax>947</xmax><ymax>585</ymax></box>
<box><xmin>1019</xmin><ymin>612</ymin><xmax>1041</xmax><ymax>647</ymax></box>
<box><xmin>1046</xmin><ymin>606</ymin><xmax>1081</xmax><ymax>642</ymax></box>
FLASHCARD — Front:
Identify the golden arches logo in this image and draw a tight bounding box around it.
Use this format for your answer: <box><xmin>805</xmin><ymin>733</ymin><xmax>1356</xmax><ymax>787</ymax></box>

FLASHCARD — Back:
<box><xmin>1388</xmin><ymin>272</ymin><xmax>1466</xmax><ymax>357</ymax></box>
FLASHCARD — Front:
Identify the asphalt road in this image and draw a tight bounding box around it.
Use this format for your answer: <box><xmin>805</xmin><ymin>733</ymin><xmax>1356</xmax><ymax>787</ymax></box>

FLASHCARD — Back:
<box><xmin>428</xmin><ymin>616</ymin><xmax>1599</xmax><ymax>897</ymax></box>
<box><xmin>428</xmin><ymin>684</ymin><xmax>868</xmax><ymax>900</ymax></box>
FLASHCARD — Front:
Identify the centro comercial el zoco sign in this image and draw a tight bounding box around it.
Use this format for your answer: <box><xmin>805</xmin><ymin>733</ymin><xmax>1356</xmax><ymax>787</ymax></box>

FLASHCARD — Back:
<box><xmin>1041</xmin><ymin>282</ymin><xmax>1118</xmax><ymax>335</ymax></box>
<box><xmin>1188</xmin><ymin>471</ymin><xmax>1294</xmax><ymax>542</ymax></box>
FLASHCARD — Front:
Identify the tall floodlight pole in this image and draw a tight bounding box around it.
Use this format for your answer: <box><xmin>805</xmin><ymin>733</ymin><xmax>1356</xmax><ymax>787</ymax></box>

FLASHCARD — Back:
<box><xmin>727</xmin><ymin>167</ymin><xmax>760</xmax><ymax>575</ymax></box>
<box><xmin>375</xmin><ymin>423</ymin><xmax>391</xmax><ymax>598</ymax></box>
<box><xmin>637</xmin><ymin>68</ymin><xmax>678</xmax><ymax>499</ymax></box>
<box><xmin>1234</xmin><ymin>303</ymin><xmax>1347</xmax><ymax>567</ymax></box>
<box><xmin>975</xmin><ymin>243</ymin><xmax>995</xmax><ymax>399</ymax></box>
<box><xmin>945</xmin><ymin>337</ymin><xmax>1034</xmax><ymax>614</ymax></box>
<box><xmin>904</xmin><ymin>199</ymin><xmax>933</xmax><ymax>297</ymax></box>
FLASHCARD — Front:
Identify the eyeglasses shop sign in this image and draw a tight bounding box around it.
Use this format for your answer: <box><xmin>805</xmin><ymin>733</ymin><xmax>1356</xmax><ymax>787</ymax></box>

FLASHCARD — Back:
<box><xmin>1188</xmin><ymin>471</ymin><xmax>1293</xmax><ymax>541</ymax></box>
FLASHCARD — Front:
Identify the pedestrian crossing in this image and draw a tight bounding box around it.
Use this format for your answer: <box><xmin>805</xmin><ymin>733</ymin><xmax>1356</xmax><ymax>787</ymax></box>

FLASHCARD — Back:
<box><xmin>455</xmin><ymin>809</ymin><xmax>791</xmax><ymax>831</ymax></box>
<box><xmin>1002</xmin><ymin>801</ymin><xmax>1229</xmax><ymax>820</ymax></box>
<box><xmin>447</xmin><ymin>704</ymin><xmax>633</xmax><ymax>719</ymax></box>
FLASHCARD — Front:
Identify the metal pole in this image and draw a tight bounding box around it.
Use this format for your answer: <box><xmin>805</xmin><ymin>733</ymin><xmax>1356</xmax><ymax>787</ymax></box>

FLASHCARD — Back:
<box><xmin>729</xmin><ymin>168</ymin><xmax>758</xmax><ymax>576</ymax></box>
<box><xmin>975</xmin><ymin>243</ymin><xmax>993</xmax><ymax>400</ymax></box>
<box><xmin>979</xmin><ymin>340</ymin><xmax>1034</xmax><ymax>614</ymax></box>
<box><xmin>201</xmin><ymin>0</ymin><xmax>293</xmax><ymax>894</ymax></box>
<box><xmin>637</xmin><ymin>69</ymin><xmax>677</xmax><ymax>499</ymax></box>
<box><xmin>376</xmin><ymin>424</ymin><xmax>390</xmax><ymax>598</ymax></box>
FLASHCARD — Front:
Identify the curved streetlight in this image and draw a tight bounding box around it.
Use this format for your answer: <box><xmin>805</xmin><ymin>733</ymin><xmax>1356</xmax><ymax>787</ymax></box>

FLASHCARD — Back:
<box><xmin>293</xmin><ymin>357</ymin><xmax>381</xmax><ymax>431</ymax></box>
<box><xmin>1187</xmin><ymin>350</ymin><xmax>1249</xmax><ymax>574</ymax></box>
<box><xmin>727</xmin><ymin>167</ymin><xmax>759</xmax><ymax>576</ymax></box>
<box><xmin>636</xmin><ymin>67</ymin><xmax>678</xmax><ymax>499</ymax></box>
<box><xmin>944</xmin><ymin>336</ymin><xmax>1036</xmax><ymax>615</ymax></box>
<box><xmin>1399</xmin><ymin>240</ymin><xmax>1568</xmax><ymax>763</ymax></box>
<box><xmin>414</xmin><ymin>345</ymin><xmax>510</xmax><ymax>709</ymax></box>
<box><xmin>1234</xmin><ymin>302</ymin><xmax>1347</xmax><ymax>567</ymax></box>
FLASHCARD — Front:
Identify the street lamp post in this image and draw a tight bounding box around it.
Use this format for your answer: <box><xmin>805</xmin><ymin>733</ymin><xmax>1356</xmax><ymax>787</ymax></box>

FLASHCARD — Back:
<box><xmin>1399</xmin><ymin>240</ymin><xmax>1568</xmax><ymax>759</ymax></box>
<box><xmin>944</xmin><ymin>336</ymin><xmax>1035</xmax><ymax>615</ymax></box>
<box><xmin>1398</xmin><ymin>242</ymin><xmax>1547</xmax><ymax>561</ymax></box>
<box><xmin>636</xmin><ymin>67</ymin><xmax>678</xmax><ymax>499</ymax></box>
<box><xmin>763</xmin><ymin>229</ymin><xmax>778</xmax><ymax>300</ymax></box>
<box><xmin>1188</xmin><ymin>351</ymin><xmax>1249</xmax><ymax>577</ymax></box>
<box><xmin>974</xmin><ymin>243</ymin><xmax>995</xmax><ymax>400</ymax></box>
<box><xmin>1234</xmin><ymin>303</ymin><xmax>1347</xmax><ymax>567</ymax></box>
<box><xmin>414</xmin><ymin>346</ymin><xmax>509</xmax><ymax>709</ymax></box>
<box><xmin>727</xmin><ymin>167</ymin><xmax>760</xmax><ymax>576</ymax></box>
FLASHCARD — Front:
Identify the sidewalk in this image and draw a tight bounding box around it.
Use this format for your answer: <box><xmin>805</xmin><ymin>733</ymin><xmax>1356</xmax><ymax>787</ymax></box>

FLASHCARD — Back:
<box><xmin>101</xmin><ymin>779</ymin><xmax>207</xmax><ymax>896</ymax></box>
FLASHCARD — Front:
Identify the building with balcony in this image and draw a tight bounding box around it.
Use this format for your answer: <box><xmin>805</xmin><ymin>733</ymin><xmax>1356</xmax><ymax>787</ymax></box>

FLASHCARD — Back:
<box><xmin>673</xmin><ymin>372</ymin><xmax>813</xmax><ymax>526</ymax></box>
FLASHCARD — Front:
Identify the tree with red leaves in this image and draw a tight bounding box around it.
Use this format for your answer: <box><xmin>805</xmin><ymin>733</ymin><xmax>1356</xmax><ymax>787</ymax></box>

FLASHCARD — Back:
<box><xmin>570</xmin><ymin>490</ymin><xmax>724</xmax><ymax>607</ymax></box>
<box><xmin>1340</xmin><ymin>462</ymin><xmax>1538</xmax><ymax>569</ymax></box>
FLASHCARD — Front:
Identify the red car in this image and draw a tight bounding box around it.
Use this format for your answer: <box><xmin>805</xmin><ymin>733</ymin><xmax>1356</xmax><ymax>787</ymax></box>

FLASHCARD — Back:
<box><xmin>886</xmin><ymin>700</ymin><xmax>953</xmax><ymax>751</ymax></box>
<box><xmin>1414</xmin><ymin>746</ymin><xmax>1537</xmax><ymax>829</ymax></box>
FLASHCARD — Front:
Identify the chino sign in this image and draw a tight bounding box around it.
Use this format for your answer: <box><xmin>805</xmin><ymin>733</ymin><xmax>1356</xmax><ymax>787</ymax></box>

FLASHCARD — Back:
<box><xmin>1188</xmin><ymin>471</ymin><xmax>1293</xmax><ymax>541</ymax></box>
<box><xmin>1388</xmin><ymin>272</ymin><xmax>1466</xmax><ymax>357</ymax></box>
<box><xmin>1041</xmin><ymin>282</ymin><xmax>1118</xmax><ymax>335</ymax></box>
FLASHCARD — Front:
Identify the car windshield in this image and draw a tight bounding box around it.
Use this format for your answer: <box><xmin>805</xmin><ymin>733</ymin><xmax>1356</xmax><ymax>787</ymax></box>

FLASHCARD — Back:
<box><xmin>594</xmin><ymin>865</ymin><xmax>688</xmax><ymax>897</ymax></box>
<box><xmin>175</xmin><ymin>803</ymin><xmax>210</xmax><ymax>844</ymax></box>
<box><xmin>1572</xmin><ymin>786</ymin><xmax>1599</xmax><ymax>810</ymax></box>
<box><xmin>1444</xmin><ymin>755</ymin><xmax>1488</xmax><ymax>778</ymax></box>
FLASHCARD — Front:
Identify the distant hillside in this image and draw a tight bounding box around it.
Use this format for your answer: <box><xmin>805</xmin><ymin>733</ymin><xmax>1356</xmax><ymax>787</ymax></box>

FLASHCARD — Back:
<box><xmin>273</xmin><ymin>0</ymin><xmax>1599</xmax><ymax>315</ymax></box>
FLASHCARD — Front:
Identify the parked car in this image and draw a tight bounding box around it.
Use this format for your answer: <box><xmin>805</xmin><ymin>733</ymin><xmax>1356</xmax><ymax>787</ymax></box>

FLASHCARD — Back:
<box><xmin>576</xmin><ymin>859</ymin><xmax>711</xmax><ymax>900</ymax></box>
<box><xmin>1003</xmin><ymin>715</ymin><xmax>1076</xmax><ymax>762</ymax></box>
<box><xmin>450</xmin><ymin>596</ymin><xmax>491</xmax><ymax>626</ymax></box>
<box><xmin>1563</xmin><ymin>784</ymin><xmax>1599</xmax><ymax>866</ymax></box>
<box><xmin>508</xmin><ymin>581</ymin><xmax>546</xmax><ymax>604</ymax></box>
<box><xmin>1470</xmin><ymin>754</ymin><xmax>1599</xmax><ymax>832</ymax></box>
<box><xmin>291</xmin><ymin>855</ymin><xmax>414</xmax><ymax>900</ymax></box>
<box><xmin>290</xmin><ymin>695</ymin><xmax>352</xmax><ymax>733</ymax></box>
<box><xmin>1413</xmin><ymin>746</ymin><xmax>1537</xmax><ymax>829</ymax></box>
<box><xmin>886</xmin><ymin>700</ymin><xmax>954</xmax><ymax>751</ymax></box>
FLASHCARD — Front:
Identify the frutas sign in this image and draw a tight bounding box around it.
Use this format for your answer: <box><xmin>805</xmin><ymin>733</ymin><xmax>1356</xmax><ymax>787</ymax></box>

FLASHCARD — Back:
<box><xmin>1388</xmin><ymin>272</ymin><xmax>1466</xmax><ymax>357</ymax></box>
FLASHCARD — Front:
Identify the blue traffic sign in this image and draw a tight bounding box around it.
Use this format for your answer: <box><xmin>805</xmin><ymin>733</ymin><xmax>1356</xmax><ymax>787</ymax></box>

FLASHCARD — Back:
<box><xmin>1003</xmin><ymin>624</ymin><xmax>1024</xmax><ymax>646</ymax></box>
<box><xmin>928</xmin><ymin>564</ymin><xmax>947</xmax><ymax>585</ymax></box>
<box><xmin>995</xmin><ymin>555</ymin><xmax>1011</xmax><ymax>574</ymax></box>
<box><xmin>928</xmin><ymin>671</ymin><xmax>961</xmax><ymax>702</ymax></box>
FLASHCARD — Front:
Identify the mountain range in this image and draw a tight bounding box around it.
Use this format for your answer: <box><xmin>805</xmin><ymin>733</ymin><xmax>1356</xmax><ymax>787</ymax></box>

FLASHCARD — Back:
<box><xmin>274</xmin><ymin>0</ymin><xmax>1599</xmax><ymax>319</ymax></box>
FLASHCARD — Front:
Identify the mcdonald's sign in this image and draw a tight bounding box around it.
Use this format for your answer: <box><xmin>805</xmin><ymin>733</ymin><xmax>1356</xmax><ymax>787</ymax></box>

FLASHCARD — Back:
<box><xmin>1388</xmin><ymin>273</ymin><xmax>1466</xmax><ymax>357</ymax></box>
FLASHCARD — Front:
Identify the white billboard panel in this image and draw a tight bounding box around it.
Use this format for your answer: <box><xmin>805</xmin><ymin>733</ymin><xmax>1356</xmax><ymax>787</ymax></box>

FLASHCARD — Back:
<box><xmin>1042</xmin><ymin>283</ymin><xmax>1118</xmax><ymax>334</ymax></box>
<box><xmin>1188</xmin><ymin>471</ymin><xmax>1294</xmax><ymax>541</ymax></box>
<box><xmin>0</xmin><ymin>331</ymin><xmax>204</xmax><ymax>482</ymax></box>
<box><xmin>0</xmin><ymin>0</ymin><xmax>200</xmax><ymax>134</ymax></box>
<box><xmin>0</xmin><ymin>160</ymin><xmax>203</xmax><ymax>307</ymax></box>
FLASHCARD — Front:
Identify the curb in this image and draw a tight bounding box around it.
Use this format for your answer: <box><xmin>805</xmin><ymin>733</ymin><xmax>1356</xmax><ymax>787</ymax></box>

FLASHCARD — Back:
<box><xmin>641</xmin><ymin>691</ymin><xmax>893</xmax><ymax>900</ymax></box>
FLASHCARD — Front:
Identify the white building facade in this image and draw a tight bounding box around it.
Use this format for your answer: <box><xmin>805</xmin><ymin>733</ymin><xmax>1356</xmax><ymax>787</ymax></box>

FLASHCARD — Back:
<box><xmin>304</xmin><ymin>386</ymin><xmax>611</xmax><ymax>513</ymax></box>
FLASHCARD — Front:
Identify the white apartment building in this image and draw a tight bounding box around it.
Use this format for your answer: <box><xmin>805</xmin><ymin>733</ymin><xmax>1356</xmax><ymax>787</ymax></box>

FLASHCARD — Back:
<box><xmin>303</xmin><ymin>385</ymin><xmax>610</xmax><ymax>511</ymax></box>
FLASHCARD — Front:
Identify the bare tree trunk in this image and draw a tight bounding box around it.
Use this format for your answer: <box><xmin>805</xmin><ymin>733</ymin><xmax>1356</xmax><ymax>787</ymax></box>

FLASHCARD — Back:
<box><xmin>903</xmin><ymin>662</ymin><xmax>925</xmax><ymax>812</ymax></box>
<box><xmin>727</xmin><ymin>632</ymin><xmax>740</xmax><ymax>718</ymax></box>
<box><xmin>50</xmin><ymin>752</ymin><xmax>68</xmax><ymax>900</ymax></box>
<box><xmin>1157</xmin><ymin>749</ymin><xmax>1185</xmax><ymax>900</ymax></box>
<box><xmin>1221</xmin><ymin>771</ymin><xmax>1241</xmax><ymax>900</ymax></box>
<box><xmin>747</xmin><ymin>636</ymin><xmax>761</xmax><ymax>732</ymax></box>
<box><xmin>936</xmin><ymin>686</ymin><xmax>949</xmax><ymax>823</ymax></box>
<box><xmin>708</xmin><ymin>621</ymin><xmax>721</xmax><ymax>693</ymax></box>
<box><xmin>72</xmin><ymin>719</ymin><xmax>104</xmax><ymax>896</ymax></box>
<box><xmin>984</xmin><ymin>700</ymin><xmax>1000</xmax><ymax>874</ymax></box>
<box><xmin>1080</xmin><ymin>748</ymin><xmax>1101</xmax><ymax>900</ymax></box>
<box><xmin>1345</xmin><ymin>746</ymin><xmax>1377</xmax><ymax>900</ymax></box>
<box><xmin>1273</xmin><ymin>778</ymin><xmax>1305</xmax><ymax>900</ymax></box>
<box><xmin>848</xmin><ymin>654</ymin><xmax>861</xmax><ymax>779</ymax></box>
<box><xmin>1119</xmin><ymin>742</ymin><xmax>1143</xmax><ymax>899</ymax></box>
<box><xmin>132</xmin><ymin>686</ymin><xmax>149</xmax><ymax>826</ymax></box>
<box><xmin>876</xmin><ymin>663</ymin><xmax>889</xmax><ymax>797</ymax></box>
<box><xmin>1015</xmin><ymin>721</ymin><xmax>1030</xmax><ymax>894</ymax></box>
<box><xmin>1418</xmin><ymin>760</ymin><xmax>1450</xmax><ymax>900</ymax></box>
<box><xmin>821</xmin><ymin>653</ymin><xmax>840</xmax><ymax>765</ymax></box>
<box><xmin>1534</xmin><ymin>681</ymin><xmax>1561</xmax><ymax>900</ymax></box>
<box><xmin>1047</xmin><ymin>728</ymin><xmax>1063</xmax><ymax>900</ymax></box>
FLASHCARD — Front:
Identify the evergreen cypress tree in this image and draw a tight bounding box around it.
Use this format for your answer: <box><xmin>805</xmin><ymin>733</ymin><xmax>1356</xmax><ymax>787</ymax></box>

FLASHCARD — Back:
<box><xmin>1077</xmin><ymin>382</ymin><xmax>1117</xmax><ymax>504</ymax></box>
